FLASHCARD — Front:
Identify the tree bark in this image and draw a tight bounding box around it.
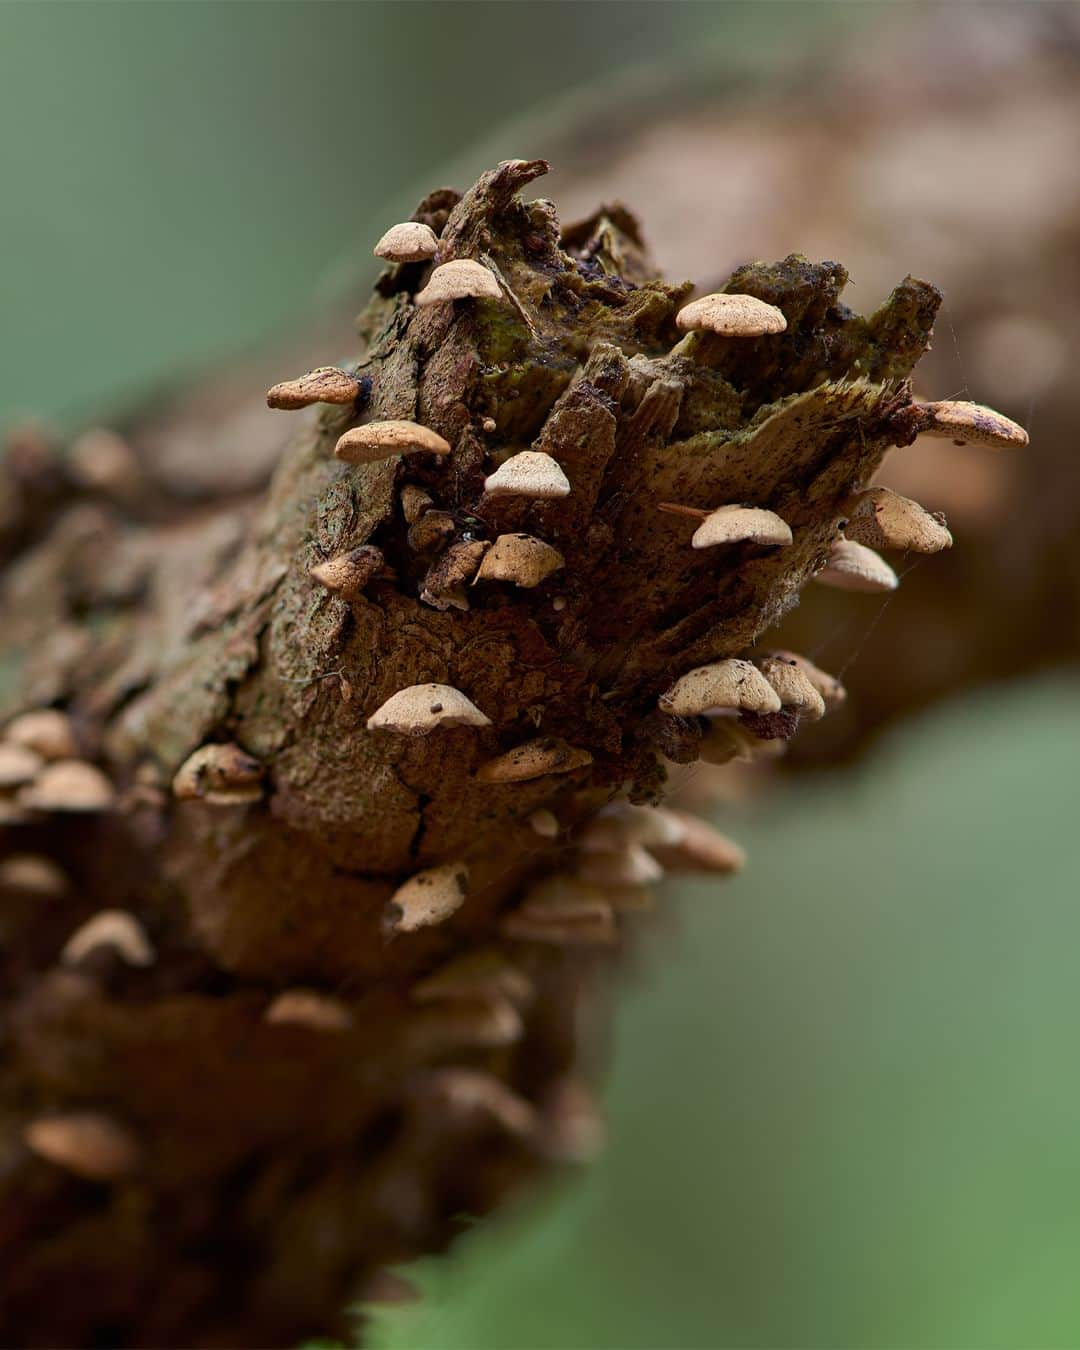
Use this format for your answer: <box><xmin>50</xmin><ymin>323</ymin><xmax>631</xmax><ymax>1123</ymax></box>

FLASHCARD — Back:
<box><xmin>0</xmin><ymin>158</ymin><xmax>938</xmax><ymax>1347</ymax></box>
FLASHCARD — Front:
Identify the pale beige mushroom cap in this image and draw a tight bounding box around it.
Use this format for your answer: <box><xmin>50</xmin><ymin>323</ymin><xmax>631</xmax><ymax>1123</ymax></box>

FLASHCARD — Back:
<box><xmin>659</xmin><ymin>659</ymin><xmax>782</xmax><ymax>717</ymax></box>
<box><xmin>0</xmin><ymin>853</ymin><xmax>70</xmax><ymax>897</ymax></box>
<box><xmin>918</xmin><ymin>399</ymin><xmax>1028</xmax><ymax>449</ymax></box>
<box><xmin>691</xmin><ymin>504</ymin><xmax>793</xmax><ymax>550</ymax></box>
<box><xmin>266</xmin><ymin>367</ymin><xmax>359</xmax><ymax>411</ymax></box>
<box><xmin>474</xmin><ymin>533</ymin><xmax>565</xmax><ymax>587</ymax></box>
<box><xmin>758</xmin><ymin>656</ymin><xmax>827</xmax><ymax>721</ymax></box>
<box><xmin>405</xmin><ymin>993</ymin><xmax>524</xmax><ymax>1056</ymax></box>
<box><xmin>424</xmin><ymin>1067</ymin><xmax>537</xmax><ymax>1139</ymax></box>
<box><xmin>334</xmin><ymin>420</ymin><xmax>451</xmax><ymax>465</ymax></box>
<box><xmin>5</xmin><ymin>708</ymin><xmax>78</xmax><ymax>760</ymax></box>
<box><xmin>61</xmin><ymin>909</ymin><xmax>155</xmax><ymax>968</ymax></box>
<box><xmin>768</xmin><ymin>650</ymin><xmax>847</xmax><ymax>710</ymax></box>
<box><xmin>373</xmin><ymin>220</ymin><xmax>439</xmax><ymax>264</ymax></box>
<box><xmin>0</xmin><ymin>742</ymin><xmax>45</xmax><ymax>789</ymax></box>
<box><xmin>676</xmin><ymin>292</ymin><xmax>787</xmax><ymax>337</ymax></box>
<box><xmin>501</xmin><ymin>877</ymin><xmax>617</xmax><ymax>946</ymax></box>
<box><xmin>367</xmin><ymin>683</ymin><xmax>491</xmax><ymax>736</ymax></box>
<box><xmin>483</xmin><ymin>451</ymin><xmax>571</xmax><ymax>500</ymax></box>
<box><xmin>527</xmin><ymin>807</ymin><xmax>560</xmax><ymax>838</ymax></box>
<box><xmin>412</xmin><ymin>948</ymin><xmax>533</xmax><ymax>1007</ymax></box>
<box><xmin>845</xmin><ymin>487</ymin><xmax>952</xmax><ymax>554</ymax></box>
<box><xmin>815</xmin><ymin>538</ymin><xmax>899</xmax><ymax>593</ymax></box>
<box><xmin>387</xmin><ymin>862</ymin><xmax>469</xmax><ymax>933</ymax></box>
<box><xmin>475</xmin><ymin>737</ymin><xmax>592</xmax><ymax>784</ymax></box>
<box><xmin>19</xmin><ymin>760</ymin><xmax>115</xmax><ymax>812</ymax></box>
<box><xmin>649</xmin><ymin>811</ymin><xmax>747</xmax><ymax>875</ymax></box>
<box><xmin>579</xmin><ymin>803</ymin><xmax>686</xmax><ymax>852</ymax></box>
<box><xmin>264</xmin><ymin>989</ymin><xmax>353</xmax><ymax>1032</ymax></box>
<box><xmin>576</xmin><ymin>842</ymin><xmax>664</xmax><ymax>887</ymax></box>
<box><xmin>24</xmin><ymin>1113</ymin><xmax>140</xmax><ymax>1182</ymax></box>
<box><xmin>414</xmin><ymin>258</ymin><xmax>503</xmax><ymax>307</ymax></box>
<box><xmin>310</xmin><ymin>545</ymin><xmax>384</xmax><ymax>600</ymax></box>
<box><xmin>172</xmin><ymin>743</ymin><xmax>265</xmax><ymax>805</ymax></box>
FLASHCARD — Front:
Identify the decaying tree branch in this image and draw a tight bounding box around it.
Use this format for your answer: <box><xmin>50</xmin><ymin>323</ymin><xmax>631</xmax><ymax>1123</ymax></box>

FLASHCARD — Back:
<box><xmin>0</xmin><ymin>158</ymin><xmax>1023</xmax><ymax>1347</ymax></box>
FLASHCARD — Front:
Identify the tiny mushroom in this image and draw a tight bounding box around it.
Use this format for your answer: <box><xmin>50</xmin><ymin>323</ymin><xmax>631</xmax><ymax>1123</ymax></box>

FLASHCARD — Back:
<box><xmin>0</xmin><ymin>853</ymin><xmax>70</xmax><ymax>897</ymax></box>
<box><xmin>266</xmin><ymin>367</ymin><xmax>360</xmax><ymax>411</ymax></box>
<box><xmin>4</xmin><ymin>709</ymin><xmax>78</xmax><ymax>760</ymax></box>
<box><xmin>844</xmin><ymin>487</ymin><xmax>953</xmax><ymax>554</ymax></box>
<box><xmin>475</xmin><ymin>737</ymin><xmax>592</xmax><ymax>784</ymax></box>
<box><xmin>61</xmin><ymin>909</ymin><xmax>155</xmax><ymax>968</ymax></box>
<box><xmin>502</xmin><ymin>878</ymin><xmax>617</xmax><ymax>947</ymax></box>
<box><xmin>264</xmin><ymin>989</ymin><xmax>353</xmax><ymax>1032</ymax></box>
<box><xmin>579</xmin><ymin>803</ymin><xmax>687</xmax><ymax>853</ymax></box>
<box><xmin>482</xmin><ymin>451</ymin><xmax>571</xmax><ymax>501</ymax></box>
<box><xmin>414</xmin><ymin>258</ymin><xmax>503</xmax><ymax>307</ymax></box>
<box><xmin>373</xmin><ymin>220</ymin><xmax>439</xmax><ymax>264</ymax></box>
<box><xmin>917</xmin><ymin>399</ymin><xmax>1028</xmax><ymax>449</ymax></box>
<box><xmin>386</xmin><ymin>862</ymin><xmax>469</xmax><ymax>934</ymax></box>
<box><xmin>676</xmin><ymin>292</ymin><xmax>787</xmax><ymax>337</ymax></box>
<box><xmin>422</xmin><ymin>1067</ymin><xmax>537</xmax><ymax>1138</ymax></box>
<box><xmin>527</xmin><ymin>807</ymin><xmax>560</xmax><ymax>838</ymax></box>
<box><xmin>24</xmin><ymin>1112</ymin><xmax>140</xmax><ymax>1183</ymax></box>
<box><xmin>659</xmin><ymin>659</ymin><xmax>782</xmax><ymax>717</ymax></box>
<box><xmin>335</xmin><ymin>420</ymin><xmax>451</xmax><ymax>465</ymax></box>
<box><xmin>412</xmin><ymin>948</ymin><xmax>533</xmax><ymax>1006</ymax></box>
<box><xmin>815</xmin><ymin>538</ymin><xmax>899</xmax><ymax>593</ymax></box>
<box><xmin>691</xmin><ymin>504</ymin><xmax>793</xmax><ymax>550</ymax></box>
<box><xmin>576</xmin><ymin>843</ymin><xmax>664</xmax><ymax>887</ymax></box>
<box><xmin>768</xmin><ymin>650</ymin><xmax>846</xmax><ymax>710</ymax></box>
<box><xmin>758</xmin><ymin>656</ymin><xmax>827</xmax><ymax>721</ymax></box>
<box><xmin>404</xmin><ymin>993</ymin><xmax>524</xmax><ymax>1056</ymax></box>
<box><xmin>474</xmin><ymin>533</ymin><xmax>565</xmax><ymax>588</ymax></box>
<box><xmin>172</xmin><ymin>743</ymin><xmax>265</xmax><ymax>805</ymax></box>
<box><xmin>310</xmin><ymin>545</ymin><xmax>385</xmax><ymax>600</ymax></box>
<box><xmin>18</xmin><ymin>760</ymin><xmax>115</xmax><ymax>812</ymax></box>
<box><xmin>367</xmin><ymin>684</ymin><xmax>491</xmax><ymax>736</ymax></box>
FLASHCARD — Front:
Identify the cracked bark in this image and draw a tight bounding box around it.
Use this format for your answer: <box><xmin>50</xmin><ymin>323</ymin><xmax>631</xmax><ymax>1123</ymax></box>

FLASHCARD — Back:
<box><xmin>0</xmin><ymin>159</ymin><xmax>940</xmax><ymax>1347</ymax></box>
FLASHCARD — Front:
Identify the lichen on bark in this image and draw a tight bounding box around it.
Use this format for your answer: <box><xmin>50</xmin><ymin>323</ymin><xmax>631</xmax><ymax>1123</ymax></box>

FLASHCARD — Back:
<box><xmin>0</xmin><ymin>158</ymin><xmax>942</xmax><ymax>1347</ymax></box>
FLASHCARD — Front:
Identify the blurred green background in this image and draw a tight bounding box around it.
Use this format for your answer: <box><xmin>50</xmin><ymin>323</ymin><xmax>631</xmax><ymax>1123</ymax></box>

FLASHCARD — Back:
<box><xmin>4</xmin><ymin>3</ymin><xmax>1079</xmax><ymax>1347</ymax></box>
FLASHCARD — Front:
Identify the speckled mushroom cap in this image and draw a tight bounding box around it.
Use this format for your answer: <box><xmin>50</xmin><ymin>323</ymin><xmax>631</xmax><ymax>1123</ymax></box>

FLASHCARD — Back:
<box><xmin>415</xmin><ymin>258</ymin><xmax>503</xmax><ymax>307</ymax></box>
<box><xmin>767</xmin><ymin>650</ymin><xmax>847</xmax><ymax>709</ymax></box>
<box><xmin>675</xmin><ymin>292</ymin><xmax>787</xmax><ymax>337</ymax></box>
<box><xmin>266</xmin><ymin>367</ymin><xmax>359</xmax><ymax>410</ymax></box>
<box><xmin>373</xmin><ymin>221</ymin><xmax>439</xmax><ymax>264</ymax></box>
<box><xmin>758</xmin><ymin>655</ymin><xmax>827</xmax><ymax>720</ymax></box>
<box><xmin>659</xmin><ymin>658</ymin><xmax>782</xmax><ymax>717</ymax></box>
<box><xmin>475</xmin><ymin>737</ymin><xmax>592</xmax><ymax>783</ymax></box>
<box><xmin>335</xmin><ymin>420</ymin><xmax>452</xmax><ymax>465</ymax></box>
<box><xmin>917</xmin><ymin>399</ymin><xmax>1029</xmax><ymax>449</ymax></box>
<box><xmin>691</xmin><ymin>504</ymin><xmax>793</xmax><ymax>549</ymax></box>
<box><xmin>474</xmin><ymin>534</ymin><xmax>565</xmax><ymax>587</ymax></box>
<box><xmin>845</xmin><ymin>487</ymin><xmax>952</xmax><ymax>553</ymax></box>
<box><xmin>366</xmin><ymin>683</ymin><xmax>491</xmax><ymax>736</ymax></box>
<box><xmin>815</xmin><ymin>538</ymin><xmax>899</xmax><ymax>593</ymax></box>
<box><xmin>482</xmin><ymin>451</ymin><xmax>571</xmax><ymax>500</ymax></box>
<box><xmin>387</xmin><ymin>862</ymin><xmax>470</xmax><ymax>933</ymax></box>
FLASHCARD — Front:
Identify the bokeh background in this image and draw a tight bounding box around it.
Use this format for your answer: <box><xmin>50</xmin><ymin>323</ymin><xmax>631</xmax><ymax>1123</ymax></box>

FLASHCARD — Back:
<box><xmin>3</xmin><ymin>3</ymin><xmax>1079</xmax><ymax>1346</ymax></box>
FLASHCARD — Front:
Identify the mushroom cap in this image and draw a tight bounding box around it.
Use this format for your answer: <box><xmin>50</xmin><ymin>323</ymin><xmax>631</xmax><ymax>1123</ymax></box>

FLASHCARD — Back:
<box><xmin>310</xmin><ymin>545</ymin><xmax>385</xmax><ymax>599</ymax></box>
<box><xmin>4</xmin><ymin>709</ymin><xmax>78</xmax><ymax>760</ymax></box>
<box><xmin>482</xmin><ymin>451</ymin><xmax>571</xmax><ymax>500</ymax></box>
<box><xmin>0</xmin><ymin>742</ymin><xmax>45</xmax><ymax>788</ymax></box>
<box><xmin>758</xmin><ymin>656</ymin><xmax>827</xmax><ymax>721</ymax></box>
<box><xmin>844</xmin><ymin>487</ymin><xmax>953</xmax><ymax>554</ymax></box>
<box><xmin>412</xmin><ymin>948</ymin><xmax>533</xmax><ymax>1006</ymax></box>
<box><xmin>691</xmin><ymin>504</ymin><xmax>793</xmax><ymax>550</ymax></box>
<box><xmin>264</xmin><ymin>989</ymin><xmax>353</xmax><ymax>1031</ymax></box>
<box><xmin>919</xmin><ymin>399</ymin><xmax>1028</xmax><ymax>449</ymax></box>
<box><xmin>367</xmin><ymin>683</ymin><xmax>491</xmax><ymax>736</ymax></box>
<box><xmin>400</xmin><ymin>484</ymin><xmax>434</xmax><ymax>524</ymax></box>
<box><xmin>768</xmin><ymin>650</ymin><xmax>847</xmax><ymax>710</ymax></box>
<box><xmin>405</xmin><ymin>993</ymin><xmax>524</xmax><ymax>1055</ymax></box>
<box><xmin>576</xmin><ymin>842</ymin><xmax>664</xmax><ymax>887</ymax></box>
<box><xmin>502</xmin><ymin>878</ymin><xmax>617</xmax><ymax>946</ymax></box>
<box><xmin>61</xmin><ymin>909</ymin><xmax>155</xmax><ymax>968</ymax></box>
<box><xmin>474</xmin><ymin>533</ymin><xmax>565</xmax><ymax>587</ymax></box>
<box><xmin>266</xmin><ymin>367</ymin><xmax>359</xmax><ymax>411</ymax></box>
<box><xmin>18</xmin><ymin>759</ymin><xmax>115</xmax><ymax>812</ymax></box>
<box><xmin>676</xmin><ymin>292</ymin><xmax>787</xmax><ymax>337</ymax></box>
<box><xmin>172</xmin><ymin>743</ymin><xmax>265</xmax><ymax>804</ymax></box>
<box><xmin>659</xmin><ymin>659</ymin><xmax>782</xmax><ymax>717</ymax></box>
<box><xmin>649</xmin><ymin>811</ymin><xmax>747</xmax><ymax>875</ymax></box>
<box><xmin>373</xmin><ymin>220</ymin><xmax>439</xmax><ymax>263</ymax></box>
<box><xmin>815</xmin><ymin>538</ymin><xmax>899</xmax><ymax>593</ymax></box>
<box><xmin>387</xmin><ymin>862</ymin><xmax>469</xmax><ymax>933</ymax></box>
<box><xmin>0</xmin><ymin>853</ymin><xmax>70</xmax><ymax>897</ymax></box>
<box><xmin>527</xmin><ymin>808</ymin><xmax>560</xmax><ymax>838</ymax></box>
<box><xmin>420</xmin><ymin>539</ymin><xmax>489</xmax><ymax>612</ymax></box>
<box><xmin>414</xmin><ymin>258</ymin><xmax>503</xmax><ymax>306</ymax></box>
<box><xmin>579</xmin><ymin>803</ymin><xmax>686</xmax><ymax>852</ymax></box>
<box><xmin>334</xmin><ymin>420</ymin><xmax>451</xmax><ymax>465</ymax></box>
<box><xmin>475</xmin><ymin>737</ymin><xmax>592</xmax><ymax>784</ymax></box>
<box><xmin>24</xmin><ymin>1113</ymin><xmax>140</xmax><ymax>1182</ymax></box>
<box><xmin>422</xmin><ymin>1067</ymin><xmax>537</xmax><ymax>1138</ymax></box>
